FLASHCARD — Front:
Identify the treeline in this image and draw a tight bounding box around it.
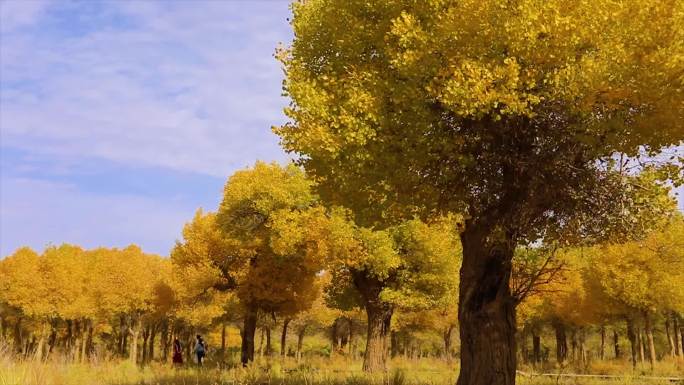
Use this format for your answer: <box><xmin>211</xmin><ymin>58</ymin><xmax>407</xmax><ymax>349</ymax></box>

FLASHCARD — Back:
<box><xmin>1</xmin><ymin>163</ymin><xmax>683</xmax><ymax>372</ymax></box>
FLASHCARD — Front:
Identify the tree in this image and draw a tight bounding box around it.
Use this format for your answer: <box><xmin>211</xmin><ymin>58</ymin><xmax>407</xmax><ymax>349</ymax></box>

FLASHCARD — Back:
<box><xmin>173</xmin><ymin>162</ymin><xmax>326</xmax><ymax>365</ymax></box>
<box><xmin>316</xmin><ymin>214</ymin><xmax>460</xmax><ymax>371</ymax></box>
<box><xmin>277</xmin><ymin>1</ymin><xmax>683</xmax><ymax>383</ymax></box>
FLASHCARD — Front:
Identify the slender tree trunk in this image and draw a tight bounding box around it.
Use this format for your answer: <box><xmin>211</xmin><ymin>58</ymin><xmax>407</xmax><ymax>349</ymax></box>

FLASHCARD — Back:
<box><xmin>141</xmin><ymin>327</ymin><xmax>149</xmax><ymax>364</ymax></box>
<box><xmin>80</xmin><ymin>320</ymin><xmax>89</xmax><ymax>363</ymax></box>
<box><xmin>613</xmin><ymin>329</ymin><xmax>620</xmax><ymax>359</ymax></box>
<box><xmin>666</xmin><ymin>316</ymin><xmax>675</xmax><ymax>358</ymax></box>
<box><xmin>281</xmin><ymin>319</ymin><xmax>290</xmax><ymax>357</ymax></box>
<box><xmin>626</xmin><ymin>318</ymin><xmax>637</xmax><ymax>368</ymax></box>
<box><xmin>348</xmin><ymin>318</ymin><xmax>354</xmax><ymax>356</ymax></box>
<box><xmin>85</xmin><ymin>322</ymin><xmax>93</xmax><ymax>360</ymax></box>
<box><xmin>532</xmin><ymin>332</ymin><xmax>541</xmax><ymax>365</ymax></box>
<box><xmin>520</xmin><ymin>329</ymin><xmax>529</xmax><ymax>364</ymax></box>
<box><xmin>553</xmin><ymin>321</ymin><xmax>568</xmax><ymax>364</ymax></box>
<box><xmin>599</xmin><ymin>326</ymin><xmax>606</xmax><ymax>360</ymax></box>
<box><xmin>674</xmin><ymin>314</ymin><xmax>681</xmax><ymax>357</ymax></box>
<box><xmin>13</xmin><ymin>318</ymin><xmax>23</xmax><ymax>354</ymax></box>
<box><xmin>34</xmin><ymin>320</ymin><xmax>49</xmax><ymax>361</ymax></box>
<box><xmin>444</xmin><ymin>325</ymin><xmax>454</xmax><ymax>362</ymax></box>
<box><xmin>296</xmin><ymin>326</ymin><xmax>306</xmax><ymax>362</ymax></box>
<box><xmin>129</xmin><ymin>316</ymin><xmax>141</xmax><ymax>363</ymax></box>
<box><xmin>579</xmin><ymin>329</ymin><xmax>587</xmax><ymax>368</ymax></box>
<box><xmin>265</xmin><ymin>327</ymin><xmax>272</xmax><ymax>356</ymax></box>
<box><xmin>643</xmin><ymin>312</ymin><xmax>656</xmax><ymax>369</ymax></box>
<box><xmin>457</xmin><ymin>224</ymin><xmax>516</xmax><ymax>385</ymax></box>
<box><xmin>637</xmin><ymin>328</ymin><xmax>645</xmax><ymax>364</ymax></box>
<box><xmin>161</xmin><ymin>322</ymin><xmax>169</xmax><ymax>361</ymax></box>
<box><xmin>221</xmin><ymin>323</ymin><xmax>227</xmax><ymax>357</ymax></box>
<box><xmin>241</xmin><ymin>305</ymin><xmax>258</xmax><ymax>366</ymax></box>
<box><xmin>149</xmin><ymin>324</ymin><xmax>157</xmax><ymax>362</ymax></box>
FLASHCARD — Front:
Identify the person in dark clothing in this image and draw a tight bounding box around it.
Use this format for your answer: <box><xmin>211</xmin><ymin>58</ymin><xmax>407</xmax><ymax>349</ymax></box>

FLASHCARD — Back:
<box><xmin>172</xmin><ymin>338</ymin><xmax>183</xmax><ymax>366</ymax></box>
<box><xmin>194</xmin><ymin>334</ymin><xmax>206</xmax><ymax>366</ymax></box>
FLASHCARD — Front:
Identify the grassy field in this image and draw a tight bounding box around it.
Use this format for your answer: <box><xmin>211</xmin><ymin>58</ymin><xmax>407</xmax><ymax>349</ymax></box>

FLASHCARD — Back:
<box><xmin>2</xmin><ymin>352</ymin><xmax>683</xmax><ymax>385</ymax></box>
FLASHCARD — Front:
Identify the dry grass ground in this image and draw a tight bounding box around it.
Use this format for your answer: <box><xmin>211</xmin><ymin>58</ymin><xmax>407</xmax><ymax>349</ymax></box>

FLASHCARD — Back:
<box><xmin>1</xmin><ymin>350</ymin><xmax>682</xmax><ymax>385</ymax></box>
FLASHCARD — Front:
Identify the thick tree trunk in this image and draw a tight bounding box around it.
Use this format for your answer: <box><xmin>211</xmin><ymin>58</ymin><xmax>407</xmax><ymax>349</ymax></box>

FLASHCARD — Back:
<box><xmin>553</xmin><ymin>321</ymin><xmax>568</xmax><ymax>364</ymax></box>
<box><xmin>457</xmin><ymin>225</ymin><xmax>516</xmax><ymax>385</ymax></box>
<box><xmin>613</xmin><ymin>329</ymin><xmax>620</xmax><ymax>359</ymax></box>
<box><xmin>362</xmin><ymin>301</ymin><xmax>393</xmax><ymax>372</ymax></box>
<box><xmin>281</xmin><ymin>319</ymin><xmax>290</xmax><ymax>357</ymax></box>
<box><xmin>643</xmin><ymin>312</ymin><xmax>656</xmax><ymax>369</ymax></box>
<box><xmin>532</xmin><ymin>332</ymin><xmax>541</xmax><ymax>365</ymax></box>
<box><xmin>241</xmin><ymin>305</ymin><xmax>258</xmax><ymax>366</ymax></box>
<box><xmin>352</xmin><ymin>270</ymin><xmax>393</xmax><ymax>373</ymax></box>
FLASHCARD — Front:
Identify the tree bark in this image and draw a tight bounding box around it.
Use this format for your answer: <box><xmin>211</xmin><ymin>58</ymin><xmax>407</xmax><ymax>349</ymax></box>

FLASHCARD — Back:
<box><xmin>674</xmin><ymin>314</ymin><xmax>681</xmax><ymax>357</ymax></box>
<box><xmin>148</xmin><ymin>324</ymin><xmax>157</xmax><ymax>362</ymax></box>
<box><xmin>280</xmin><ymin>319</ymin><xmax>290</xmax><ymax>357</ymax></box>
<box><xmin>241</xmin><ymin>305</ymin><xmax>258</xmax><ymax>366</ymax></box>
<box><xmin>221</xmin><ymin>323</ymin><xmax>227</xmax><ymax>357</ymax></box>
<box><xmin>457</xmin><ymin>224</ymin><xmax>516</xmax><ymax>385</ymax></box>
<box><xmin>613</xmin><ymin>329</ymin><xmax>620</xmax><ymax>359</ymax></box>
<box><xmin>14</xmin><ymin>317</ymin><xmax>23</xmax><ymax>354</ymax></box>
<box><xmin>444</xmin><ymin>325</ymin><xmax>454</xmax><ymax>362</ymax></box>
<box><xmin>361</xmin><ymin>299</ymin><xmax>393</xmax><ymax>372</ymax></box>
<box><xmin>637</xmin><ymin>328</ymin><xmax>645</xmax><ymax>363</ymax></box>
<box><xmin>666</xmin><ymin>316</ymin><xmax>675</xmax><ymax>358</ymax></box>
<box><xmin>599</xmin><ymin>326</ymin><xmax>606</xmax><ymax>360</ymax></box>
<box><xmin>129</xmin><ymin>316</ymin><xmax>141</xmax><ymax>363</ymax></box>
<box><xmin>265</xmin><ymin>326</ymin><xmax>272</xmax><ymax>356</ymax></box>
<box><xmin>626</xmin><ymin>318</ymin><xmax>637</xmax><ymax>368</ymax></box>
<box><xmin>296</xmin><ymin>326</ymin><xmax>306</xmax><ymax>362</ymax></box>
<box><xmin>532</xmin><ymin>332</ymin><xmax>541</xmax><ymax>365</ymax></box>
<box><xmin>643</xmin><ymin>312</ymin><xmax>656</xmax><ymax>369</ymax></box>
<box><xmin>553</xmin><ymin>321</ymin><xmax>568</xmax><ymax>364</ymax></box>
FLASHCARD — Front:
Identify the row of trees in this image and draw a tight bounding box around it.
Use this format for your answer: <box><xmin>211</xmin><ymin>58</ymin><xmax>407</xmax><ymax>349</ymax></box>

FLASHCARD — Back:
<box><xmin>2</xmin><ymin>162</ymin><xmax>682</xmax><ymax>374</ymax></box>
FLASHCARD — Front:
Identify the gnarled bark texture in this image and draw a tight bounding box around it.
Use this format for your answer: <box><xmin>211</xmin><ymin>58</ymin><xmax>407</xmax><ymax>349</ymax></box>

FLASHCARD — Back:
<box><xmin>457</xmin><ymin>225</ymin><xmax>516</xmax><ymax>385</ymax></box>
<box><xmin>353</xmin><ymin>271</ymin><xmax>393</xmax><ymax>373</ymax></box>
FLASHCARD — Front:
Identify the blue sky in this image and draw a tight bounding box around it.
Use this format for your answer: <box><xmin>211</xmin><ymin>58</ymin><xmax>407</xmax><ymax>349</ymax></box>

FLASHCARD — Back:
<box><xmin>1</xmin><ymin>0</ymin><xmax>292</xmax><ymax>256</ymax></box>
<box><xmin>1</xmin><ymin>1</ymin><xmax>682</xmax><ymax>258</ymax></box>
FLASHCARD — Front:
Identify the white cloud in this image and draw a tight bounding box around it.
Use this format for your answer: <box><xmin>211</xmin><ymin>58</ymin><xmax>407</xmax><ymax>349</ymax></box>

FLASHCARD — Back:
<box><xmin>0</xmin><ymin>177</ymin><xmax>196</xmax><ymax>256</ymax></box>
<box><xmin>0</xmin><ymin>0</ymin><xmax>50</xmax><ymax>33</ymax></box>
<box><xmin>1</xmin><ymin>1</ymin><xmax>293</xmax><ymax>177</ymax></box>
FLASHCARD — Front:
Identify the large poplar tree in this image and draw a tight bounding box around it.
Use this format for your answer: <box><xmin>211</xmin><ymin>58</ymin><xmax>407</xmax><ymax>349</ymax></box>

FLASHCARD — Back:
<box><xmin>276</xmin><ymin>1</ymin><xmax>683</xmax><ymax>384</ymax></box>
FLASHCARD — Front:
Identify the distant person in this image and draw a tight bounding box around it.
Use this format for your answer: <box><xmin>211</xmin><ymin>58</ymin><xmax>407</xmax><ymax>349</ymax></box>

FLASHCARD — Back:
<box><xmin>172</xmin><ymin>338</ymin><xmax>183</xmax><ymax>366</ymax></box>
<box><xmin>195</xmin><ymin>334</ymin><xmax>206</xmax><ymax>366</ymax></box>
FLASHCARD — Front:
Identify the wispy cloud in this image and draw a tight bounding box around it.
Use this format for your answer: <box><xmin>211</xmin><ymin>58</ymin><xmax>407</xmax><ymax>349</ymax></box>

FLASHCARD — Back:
<box><xmin>1</xmin><ymin>1</ymin><xmax>292</xmax><ymax>176</ymax></box>
<box><xmin>1</xmin><ymin>1</ymin><xmax>293</xmax><ymax>255</ymax></box>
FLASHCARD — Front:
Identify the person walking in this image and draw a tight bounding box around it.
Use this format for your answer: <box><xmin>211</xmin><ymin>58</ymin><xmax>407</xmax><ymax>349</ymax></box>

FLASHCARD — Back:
<box><xmin>194</xmin><ymin>335</ymin><xmax>206</xmax><ymax>366</ymax></box>
<box><xmin>172</xmin><ymin>338</ymin><xmax>183</xmax><ymax>366</ymax></box>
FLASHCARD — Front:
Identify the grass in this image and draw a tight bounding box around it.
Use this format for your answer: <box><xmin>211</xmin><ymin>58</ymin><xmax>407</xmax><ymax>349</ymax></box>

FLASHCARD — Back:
<box><xmin>1</xmin><ymin>351</ymin><xmax>683</xmax><ymax>385</ymax></box>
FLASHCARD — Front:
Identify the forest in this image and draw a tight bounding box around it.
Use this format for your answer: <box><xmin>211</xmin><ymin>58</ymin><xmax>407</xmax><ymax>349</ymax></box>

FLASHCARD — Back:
<box><xmin>1</xmin><ymin>0</ymin><xmax>684</xmax><ymax>385</ymax></box>
<box><xmin>1</xmin><ymin>163</ymin><xmax>684</xmax><ymax>385</ymax></box>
